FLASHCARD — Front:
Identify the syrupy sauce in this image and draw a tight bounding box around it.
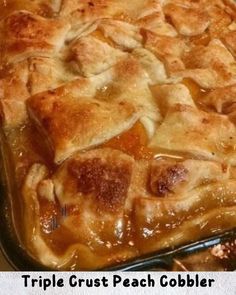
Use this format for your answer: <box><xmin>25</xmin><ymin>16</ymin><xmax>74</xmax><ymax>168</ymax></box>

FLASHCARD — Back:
<box><xmin>4</xmin><ymin>120</ymin><xmax>147</xmax><ymax>262</ymax></box>
<box><xmin>39</xmin><ymin>200</ymin><xmax>82</xmax><ymax>256</ymax></box>
<box><xmin>5</xmin><ymin>122</ymin><xmax>54</xmax><ymax>185</ymax></box>
<box><xmin>2</xmin><ymin>119</ymin><xmax>187</xmax><ymax>265</ymax></box>
<box><xmin>36</xmin><ymin>122</ymin><xmax>154</xmax><ymax>257</ymax></box>
<box><xmin>39</xmin><ymin>200</ymin><xmax>137</xmax><ymax>259</ymax></box>
<box><xmin>103</xmin><ymin>121</ymin><xmax>154</xmax><ymax>160</ymax></box>
<box><xmin>182</xmin><ymin>78</ymin><xmax>209</xmax><ymax>102</ymax></box>
<box><xmin>4</xmin><ymin>111</ymin><xmax>236</xmax><ymax>270</ymax></box>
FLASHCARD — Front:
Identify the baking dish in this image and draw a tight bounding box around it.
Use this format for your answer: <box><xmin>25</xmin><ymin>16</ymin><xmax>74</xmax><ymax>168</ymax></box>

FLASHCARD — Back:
<box><xmin>0</xmin><ymin>126</ymin><xmax>235</xmax><ymax>271</ymax></box>
<box><xmin>1</xmin><ymin>0</ymin><xmax>236</xmax><ymax>271</ymax></box>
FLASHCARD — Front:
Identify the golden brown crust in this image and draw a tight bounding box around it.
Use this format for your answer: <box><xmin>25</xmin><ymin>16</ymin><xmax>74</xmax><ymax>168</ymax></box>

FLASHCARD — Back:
<box><xmin>164</xmin><ymin>3</ymin><xmax>210</xmax><ymax>36</ymax></box>
<box><xmin>1</xmin><ymin>11</ymin><xmax>70</xmax><ymax>64</ymax></box>
<box><xmin>223</xmin><ymin>30</ymin><xmax>236</xmax><ymax>56</ymax></box>
<box><xmin>68</xmin><ymin>35</ymin><xmax>126</xmax><ymax>76</ymax></box>
<box><xmin>60</xmin><ymin>0</ymin><xmax>115</xmax><ymax>20</ymax></box>
<box><xmin>99</xmin><ymin>19</ymin><xmax>142</xmax><ymax>49</ymax></box>
<box><xmin>0</xmin><ymin>61</ymin><xmax>30</xmax><ymax>102</ymax></box>
<box><xmin>27</xmin><ymin>87</ymin><xmax>139</xmax><ymax>163</ymax></box>
<box><xmin>201</xmin><ymin>84</ymin><xmax>236</xmax><ymax>113</ymax></box>
<box><xmin>207</xmin><ymin>2</ymin><xmax>232</xmax><ymax>38</ymax></box>
<box><xmin>68</xmin><ymin>157</ymin><xmax>131</xmax><ymax>212</ymax></box>
<box><xmin>2</xmin><ymin>0</ymin><xmax>236</xmax><ymax>271</ymax></box>
<box><xmin>0</xmin><ymin>56</ymin><xmax>79</xmax><ymax>127</ymax></box>
<box><xmin>150</xmin><ymin>159</ymin><xmax>188</xmax><ymax>196</ymax></box>
<box><xmin>183</xmin><ymin>40</ymin><xmax>234</xmax><ymax>69</ymax></box>
<box><xmin>142</xmin><ymin>29</ymin><xmax>186</xmax><ymax>58</ymax></box>
<box><xmin>149</xmin><ymin>104</ymin><xmax>236</xmax><ymax>165</ymax></box>
<box><xmin>136</xmin><ymin>12</ymin><xmax>177</xmax><ymax>37</ymax></box>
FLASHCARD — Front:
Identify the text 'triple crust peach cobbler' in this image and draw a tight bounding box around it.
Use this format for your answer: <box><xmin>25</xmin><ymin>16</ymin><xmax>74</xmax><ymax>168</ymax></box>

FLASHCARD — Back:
<box><xmin>0</xmin><ymin>0</ymin><xmax>236</xmax><ymax>270</ymax></box>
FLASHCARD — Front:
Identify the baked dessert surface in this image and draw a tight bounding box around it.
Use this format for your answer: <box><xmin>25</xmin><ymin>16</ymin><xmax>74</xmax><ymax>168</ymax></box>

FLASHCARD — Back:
<box><xmin>1</xmin><ymin>0</ymin><xmax>236</xmax><ymax>270</ymax></box>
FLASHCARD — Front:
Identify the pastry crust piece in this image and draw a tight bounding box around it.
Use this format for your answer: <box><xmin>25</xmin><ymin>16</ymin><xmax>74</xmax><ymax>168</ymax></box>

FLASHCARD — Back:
<box><xmin>164</xmin><ymin>3</ymin><xmax>210</xmax><ymax>36</ymax></box>
<box><xmin>27</xmin><ymin>89</ymin><xmax>139</xmax><ymax>163</ymax></box>
<box><xmin>200</xmin><ymin>84</ymin><xmax>236</xmax><ymax>114</ymax></box>
<box><xmin>149</xmin><ymin>104</ymin><xmax>236</xmax><ymax>165</ymax></box>
<box><xmin>134</xmin><ymin>157</ymin><xmax>236</xmax><ymax>253</ymax></box>
<box><xmin>223</xmin><ymin>30</ymin><xmax>236</xmax><ymax>57</ymax></box>
<box><xmin>173</xmin><ymin>39</ymin><xmax>236</xmax><ymax>89</ymax></box>
<box><xmin>59</xmin><ymin>0</ymin><xmax>116</xmax><ymax>21</ymax></box>
<box><xmin>0</xmin><ymin>100</ymin><xmax>28</xmax><ymax>128</ymax></box>
<box><xmin>28</xmin><ymin>57</ymin><xmax>77</xmax><ymax>95</ymax></box>
<box><xmin>183</xmin><ymin>39</ymin><xmax>235</xmax><ymax>69</ymax></box>
<box><xmin>150</xmin><ymin>83</ymin><xmax>196</xmax><ymax>116</ymax></box>
<box><xmin>142</xmin><ymin>29</ymin><xmax>186</xmax><ymax>58</ymax></box>
<box><xmin>99</xmin><ymin>19</ymin><xmax>142</xmax><ymax>49</ymax></box>
<box><xmin>0</xmin><ymin>56</ymin><xmax>78</xmax><ymax>127</ymax></box>
<box><xmin>52</xmin><ymin>148</ymin><xmax>134</xmax><ymax>210</ymax></box>
<box><xmin>68</xmin><ymin>35</ymin><xmax>126</xmax><ymax>77</ymax></box>
<box><xmin>0</xmin><ymin>61</ymin><xmax>30</xmax><ymax>102</ymax></box>
<box><xmin>1</xmin><ymin>10</ymin><xmax>70</xmax><ymax>64</ymax></box>
<box><xmin>149</xmin><ymin>158</ymin><xmax>231</xmax><ymax>197</ymax></box>
<box><xmin>23</xmin><ymin>149</ymin><xmax>138</xmax><ymax>269</ymax></box>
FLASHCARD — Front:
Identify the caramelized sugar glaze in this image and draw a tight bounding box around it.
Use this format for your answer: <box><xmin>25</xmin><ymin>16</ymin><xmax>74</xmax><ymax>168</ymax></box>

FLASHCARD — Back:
<box><xmin>1</xmin><ymin>0</ymin><xmax>236</xmax><ymax>270</ymax></box>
